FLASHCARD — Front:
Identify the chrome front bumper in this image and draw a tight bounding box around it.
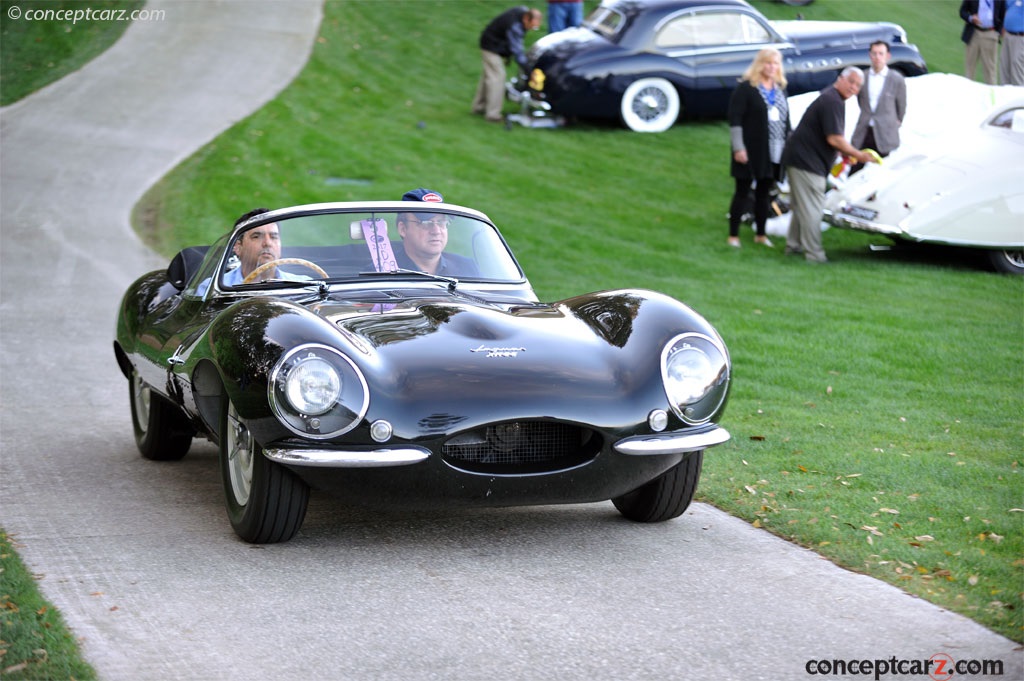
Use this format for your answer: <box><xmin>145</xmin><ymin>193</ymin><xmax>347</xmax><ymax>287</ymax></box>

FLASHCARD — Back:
<box><xmin>613</xmin><ymin>425</ymin><xmax>730</xmax><ymax>455</ymax></box>
<box><xmin>265</xmin><ymin>424</ymin><xmax>730</xmax><ymax>468</ymax></box>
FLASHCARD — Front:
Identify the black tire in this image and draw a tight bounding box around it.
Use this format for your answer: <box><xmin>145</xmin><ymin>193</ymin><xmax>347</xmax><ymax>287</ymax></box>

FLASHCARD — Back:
<box><xmin>130</xmin><ymin>369</ymin><xmax>194</xmax><ymax>461</ymax></box>
<box><xmin>613</xmin><ymin>451</ymin><xmax>703</xmax><ymax>522</ymax></box>
<box><xmin>219</xmin><ymin>396</ymin><xmax>309</xmax><ymax>543</ymax></box>
<box><xmin>988</xmin><ymin>249</ymin><xmax>1024</xmax><ymax>275</ymax></box>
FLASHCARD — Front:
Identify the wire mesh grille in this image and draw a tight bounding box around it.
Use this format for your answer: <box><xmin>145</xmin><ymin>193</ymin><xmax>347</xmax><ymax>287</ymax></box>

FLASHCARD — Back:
<box><xmin>442</xmin><ymin>421</ymin><xmax>594</xmax><ymax>470</ymax></box>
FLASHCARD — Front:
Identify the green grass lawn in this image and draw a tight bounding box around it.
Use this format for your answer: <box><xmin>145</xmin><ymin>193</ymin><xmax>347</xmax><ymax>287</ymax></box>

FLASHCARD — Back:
<box><xmin>0</xmin><ymin>0</ymin><xmax>141</xmax><ymax>105</ymax></box>
<box><xmin>1</xmin><ymin>531</ymin><xmax>97</xmax><ymax>680</ymax></box>
<box><xmin>134</xmin><ymin>0</ymin><xmax>1023</xmax><ymax>641</ymax></box>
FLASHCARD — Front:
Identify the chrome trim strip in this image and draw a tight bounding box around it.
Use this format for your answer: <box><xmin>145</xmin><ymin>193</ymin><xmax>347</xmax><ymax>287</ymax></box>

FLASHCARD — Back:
<box><xmin>264</xmin><ymin>446</ymin><xmax>430</xmax><ymax>468</ymax></box>
<box><xmin>614</xmin><ymin>426</ymin><xmax>730</xmax><ymax>455</ymax></box>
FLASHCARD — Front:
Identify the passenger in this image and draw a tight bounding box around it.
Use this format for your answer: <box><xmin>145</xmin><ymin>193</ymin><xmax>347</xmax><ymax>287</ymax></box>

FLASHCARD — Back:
<box><xmin>395</xmin><ymin>189</ymin><xmax>480</xmax><ymax>277</ymax></box>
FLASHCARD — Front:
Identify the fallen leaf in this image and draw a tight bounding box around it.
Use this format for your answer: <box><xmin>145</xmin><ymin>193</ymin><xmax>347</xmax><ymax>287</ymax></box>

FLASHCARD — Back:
<box><xmin>914</xmin><ymin>535</ymin><xmax>935</xmax><ymax>542</ymax></box>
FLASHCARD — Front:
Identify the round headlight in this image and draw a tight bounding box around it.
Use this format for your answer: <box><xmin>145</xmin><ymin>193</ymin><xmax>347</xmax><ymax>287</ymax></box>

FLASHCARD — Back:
<box><xmin>662</xmin><ymin>333</ymin><xmax>729</xmax><ymax>425</ymax></box>
<box><xmin>269</xmin><ymin>344</ymin><xmax>369</xmax><ymax>439</ymax></box>
<box><xmin>284</xmin><ymin>355</ymin><xmax>341</xmax><ymax>416</ymax></box>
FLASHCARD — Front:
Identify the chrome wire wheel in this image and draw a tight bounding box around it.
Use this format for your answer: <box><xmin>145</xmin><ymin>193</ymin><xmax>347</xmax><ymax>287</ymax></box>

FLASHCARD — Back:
<box><xmin>620</xmin><ymin>77</ymin><xmax>680</xmax><ymax>133</ymax></box>
<box><xmin>131</xmin><ymin>370</ymin><xmax>151</xmax><ymax>437</ymax></box>
<box><xmin>225</xmin><ymin>401</ymin><xmax>254</xmax><ymax>506</ymax></box>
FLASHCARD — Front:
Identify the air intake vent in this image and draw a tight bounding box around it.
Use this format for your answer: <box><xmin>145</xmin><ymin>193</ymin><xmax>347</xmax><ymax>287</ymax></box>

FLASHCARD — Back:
<box><xmin>442</xmin><ymin>421</ymin><xmax>599</xmax><ymax>473</ymax></box>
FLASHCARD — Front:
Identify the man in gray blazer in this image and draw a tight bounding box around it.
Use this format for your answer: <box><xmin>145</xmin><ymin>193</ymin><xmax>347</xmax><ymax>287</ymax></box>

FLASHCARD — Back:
<box><xmin>850</xmin><ymin>41</ymin><xmax>907</xmax><ymax>174</ymax></box>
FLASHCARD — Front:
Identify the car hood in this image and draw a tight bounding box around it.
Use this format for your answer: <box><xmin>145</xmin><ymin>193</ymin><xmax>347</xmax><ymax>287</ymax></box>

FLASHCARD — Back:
<box><xmin>322</xmin><ymin>289</ymin><xmax>641</xmax><ymax>366</ymax></box>
<box><xmin>527</xmin><ymin>26</ymin><xmax>617</xmax><ymax>71</ymax></box>
<box><xmin>305</xmin><ymin>288</ymin><xmax>694</xmax><ymax>430</ymax></box>
<box><xmin>773</xmin><ymin>20</ymin><xmax>903</xmax><ymax>52</ymax></box>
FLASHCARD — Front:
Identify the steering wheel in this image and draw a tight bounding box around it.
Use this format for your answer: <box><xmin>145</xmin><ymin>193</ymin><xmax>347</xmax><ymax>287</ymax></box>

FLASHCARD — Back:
<box><xmin>241</xmin><ymin>258</ymin><xmax>328</xmax><ymax>284</ymax></box>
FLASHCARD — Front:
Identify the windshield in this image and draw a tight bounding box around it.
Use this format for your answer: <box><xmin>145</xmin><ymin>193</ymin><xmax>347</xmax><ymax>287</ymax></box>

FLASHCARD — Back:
<box><xmin>206</xmin><ymin>209</ymin><xmax>523</xmax><ymax>292</ymax></box>
<box><xmin>584</xmin><ymin>6</ymin><xmax>626</xmax><ymax>39</ymax></box>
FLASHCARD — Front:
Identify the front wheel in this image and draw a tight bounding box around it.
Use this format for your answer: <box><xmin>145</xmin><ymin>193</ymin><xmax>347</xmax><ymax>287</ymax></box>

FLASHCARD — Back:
<box><xmin>988</xmin><ymin>249</ymin><xmax>1024</xmax><ymax>275</ymax></box>
<box><xmin>219</xmin><ymin>396</ymin><xmax>309</xmax><ymax>543</ymax></box>
<box><xmin>620</xmin><ymin>77</ymin><xmax>680</xmax><ymax>133</ymax></box>
<box><xmin>613</xmin><ymin>451</ymin><xmax>703</xmax><ymax>522</ymax></box>
<box><xmin>129</xmin><ymin>370</ymin><xmax>193</xmax><ymax>461</ymax></box>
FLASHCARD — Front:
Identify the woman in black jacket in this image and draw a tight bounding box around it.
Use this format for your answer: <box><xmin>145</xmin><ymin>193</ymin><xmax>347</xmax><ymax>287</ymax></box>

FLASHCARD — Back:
<box><xmin>727</xmin><ymin>48</ymin><xmax>791</xmax><ymax>248</ymax></box>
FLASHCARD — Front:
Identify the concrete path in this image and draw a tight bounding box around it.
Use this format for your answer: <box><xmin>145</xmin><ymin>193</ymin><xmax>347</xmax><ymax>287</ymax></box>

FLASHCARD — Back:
<box><xmin>0</xmin><ymin>2</ymin><xmax>1020</xmax><ymax>680</ymax></box>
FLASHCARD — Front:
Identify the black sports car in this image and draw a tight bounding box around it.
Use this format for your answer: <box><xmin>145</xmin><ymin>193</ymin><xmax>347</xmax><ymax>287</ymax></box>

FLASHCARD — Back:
<box><xmin>114</xmin><ymin>199</ymin><xmax>732</xmax><ymax>543</ymax></box>
<box><xmin>513</xmin><ymin>0</ymin><xmax>926</xmax><ymax>132</ymax></box>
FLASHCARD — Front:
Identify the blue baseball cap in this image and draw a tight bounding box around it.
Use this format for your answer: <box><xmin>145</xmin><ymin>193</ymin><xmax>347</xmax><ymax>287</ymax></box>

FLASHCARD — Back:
<box><xmin>401</xmin><ymin>188</ymin><xmax>444</xmax><ymax>203</ymax></box>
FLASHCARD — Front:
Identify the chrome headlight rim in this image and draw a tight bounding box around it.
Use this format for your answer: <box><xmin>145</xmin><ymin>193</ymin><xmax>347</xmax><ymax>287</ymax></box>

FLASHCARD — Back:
<box><xmin>269</xmin><ymin>343</ymin><xmax>369</xmax><ymax>440</ymax></box>
<box><xmin>661</xmin><ymin>332</ymin><xmax>730</xmax><ymax>426</ymax></box>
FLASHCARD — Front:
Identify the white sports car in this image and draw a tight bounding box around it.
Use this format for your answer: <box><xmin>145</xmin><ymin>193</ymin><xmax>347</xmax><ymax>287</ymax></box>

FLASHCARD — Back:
<box><xmin>822</xmin><ymin>85</ymin><xmax>1024</xmax><ymax>274</ymax></box>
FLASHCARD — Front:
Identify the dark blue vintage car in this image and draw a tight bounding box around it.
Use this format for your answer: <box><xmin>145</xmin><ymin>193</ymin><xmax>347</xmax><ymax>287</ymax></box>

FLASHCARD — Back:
<box><xmin>114</xmin><ymin>201</ymin><xmax>732</xmax><ymax>543</ymax></box>
<box><xmin>514</xmin><ymin>0</ymin><xmax>926</xmax><ymax>132</ymax></box>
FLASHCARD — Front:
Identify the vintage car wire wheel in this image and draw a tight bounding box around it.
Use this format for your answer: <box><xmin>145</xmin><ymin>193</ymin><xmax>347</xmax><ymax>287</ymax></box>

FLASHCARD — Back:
<box><xmin>988</xmin><ymin>249</ymin><xmax>1024</xmax><ymax>275</ymax></box>
<box><xmin>129</xmin><ymin>369</ymin><xmax>193</xmax><ymax>461</ymax></box>
<box><xmin>612</xmin><ymin>451</ymin><xmax>702</xmax><ymax>522</ymax></box>
<box><xmin>219</xmin><ymin>396</ymin><xmax>309</xmax><ymax>544</ymax></box>
<box><xmin>620</xmin><ymin>77</ymin><xmax>680</xmax><ymax>133</ymax></box>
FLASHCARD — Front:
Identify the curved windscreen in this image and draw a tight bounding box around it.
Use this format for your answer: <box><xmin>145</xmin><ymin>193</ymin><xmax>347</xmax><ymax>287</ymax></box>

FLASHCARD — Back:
<box><xmin>207</xmin><ymin>209</ymin><xmax>524</xmax><ymax>290</ymax></box>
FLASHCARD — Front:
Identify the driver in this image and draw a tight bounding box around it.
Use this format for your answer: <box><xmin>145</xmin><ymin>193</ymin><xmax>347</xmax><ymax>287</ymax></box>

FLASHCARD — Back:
<box><xmin>225</xmin><ymin>208</ymin><xmax>310</xmax><ymax>286</ymax></box>
<box><xmin>395</xmin><ymin>189</ymin><xmax>480</xmax><ymax>277</ymax></box>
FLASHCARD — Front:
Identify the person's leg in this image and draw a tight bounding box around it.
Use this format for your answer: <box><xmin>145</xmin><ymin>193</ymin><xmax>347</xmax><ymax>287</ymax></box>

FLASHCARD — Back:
<box><xmin>965</xmin><ymin>33</ymin><xmax>981</xmax><ymax>80</ymax></box>
<box><xmin>787</xmin><ymin>167</ymin><xmax>827</xmax><ymax>261</ymax></box>
<box><xmin>548</xmin><ymin>4</ymin><xmax>567</xmax><ymax>33</ymax></box>
<box><xmin>849</xmin><ymin>127</ymin><xmax>877</xmax><ymax>176</ymax></box>
<box><xmin>471</xmin><ymin>55</ymin><xmax>488</xmax><ymax>114</ymax></box>
<box><xmin>752</xmin><ymin>179</ymin><xmax>773</xmax><ymax>240</ymax></box>
<box><xmin>567</xmin><ymin>2</ymin><xmax>584</xmax><ymax>28</ymax></box>
<box><xmin>980</xmin><ymin>30</ymin><xmax>1000</xmax><ymax>84</ymax></box>
<box><xmin>480</xmin><ymin>50</ymin><xmax>507</xmax><ymax>120</ymax></box>
<box><xmin>728</xmin><ymin>177</ymin><xmax>752</xmax><ymax>242</ymax></box>
<box><xmin>1006</xmin><ymin>35</ymin><xmax>1024</xmax><ymax>85</ymax></box>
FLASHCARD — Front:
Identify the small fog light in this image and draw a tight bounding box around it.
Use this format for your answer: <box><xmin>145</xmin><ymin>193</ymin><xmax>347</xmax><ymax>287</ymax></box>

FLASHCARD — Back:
<box><xmin>648</xmin><ymin>409</ymin><xmax>668</xmax><ymax>432</ymax></box>
<box><xmin>370</xmin><ymin>420</ymin><xmax>393</xmax><ymax>443</ymax></box>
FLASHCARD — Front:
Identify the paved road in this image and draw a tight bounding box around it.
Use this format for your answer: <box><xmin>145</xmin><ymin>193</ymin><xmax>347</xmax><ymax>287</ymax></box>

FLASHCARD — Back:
<box><xmin>0</xmin><ymin>2</ymin><xmax>1020</xmax><ymax>680</ymax></box>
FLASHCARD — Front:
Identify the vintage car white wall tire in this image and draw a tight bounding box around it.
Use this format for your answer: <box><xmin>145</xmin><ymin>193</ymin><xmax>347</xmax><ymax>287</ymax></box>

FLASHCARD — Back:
<box><xmin>219</xmin><ymin>396</ymin><xmax>309</xmax><ymax>543</ymax></box>
<box><xmin>620</xmin><ymin>78</ymin><xmax>680</xmax><ymax>133</ymax></box>
<box><xmin>130</xmin><ymin>369</ymin><xmax>193</xmax><ymax>461</ymax></box>
<box><xmin>988</xmin><ymin>249</ymin><xmax>1024</xmax><ymax>275</ymax></box>
<box><xmin>612</xmin><ymin>450</ymin><xmax>702</xmax><ymax>521</ymax></box>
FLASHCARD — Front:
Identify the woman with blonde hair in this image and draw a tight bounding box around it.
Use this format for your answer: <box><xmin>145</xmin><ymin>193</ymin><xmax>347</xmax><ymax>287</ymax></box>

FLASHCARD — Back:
<box><xmin>727</xmin><ymin>48</ymin><xmax>791</xmax><ymax>247</ymax></box>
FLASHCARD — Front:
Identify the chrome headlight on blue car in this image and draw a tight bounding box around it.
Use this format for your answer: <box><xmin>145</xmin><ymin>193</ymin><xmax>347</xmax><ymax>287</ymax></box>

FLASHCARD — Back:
<box><xmin>269</xmin><ymin>344</ymin><xmax>369</xmax><ymax>439</ymax></box>
<box><xmin>661</xmin><ymin>333</ymin><xmax>730</xmax><ymax>425</ymax></box>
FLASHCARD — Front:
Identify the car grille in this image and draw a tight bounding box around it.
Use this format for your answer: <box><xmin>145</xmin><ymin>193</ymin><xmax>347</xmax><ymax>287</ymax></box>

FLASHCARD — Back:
<box><xmin>442</xmin><ymin>421</ymin><xmax>599</xmax><ymax>473</ymax></box>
